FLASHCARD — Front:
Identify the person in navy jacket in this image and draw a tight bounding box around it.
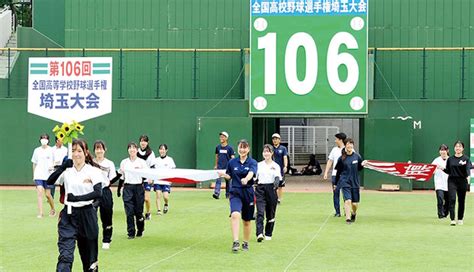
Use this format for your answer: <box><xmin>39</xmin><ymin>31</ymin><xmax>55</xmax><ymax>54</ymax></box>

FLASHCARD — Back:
<box><xmin>335</xmin><ymin>138</ymin><xmax>367</xmax><ymax>224</ymax></box>
<box><xmin>219</xmin><ymin>139</ymin><xmax>257</xmax><ymax>253</ymax></box>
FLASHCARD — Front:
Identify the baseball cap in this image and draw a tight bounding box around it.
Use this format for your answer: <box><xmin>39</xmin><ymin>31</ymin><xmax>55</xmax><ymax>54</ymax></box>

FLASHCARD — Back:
<box><xmin>271</xmin><ymin>133</ymin><xmax>281</xmax><ymax>139</ymax></box>
<box><xmin>219</xmin><ymin>131</ymin><xmax>229</xmax><ymax>138</ymax></box>
<box><xmin>335</xmin><ymin>132</ymin><xmax>347</xmax><ymax>140</ymax></box>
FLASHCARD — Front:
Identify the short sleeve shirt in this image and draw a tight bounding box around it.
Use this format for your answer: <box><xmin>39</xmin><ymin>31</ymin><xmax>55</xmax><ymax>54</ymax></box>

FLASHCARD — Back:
<box><xmin>94</xmin><ymin>158</ymin><xmax>117</xmax><ymax>188</ymax></box>
<box><xmin>31</xmin><ymin>146</ymin><xmax>54</xmax><ymax>180</ymax></box>
<box><xmin>272</xmin><ymin>145</ymin><xmax>288</xmax><ymax>175</ymax></box>
<box><xmin>61</xmin><ymin>164</ymin><xmax>105</xmax><ymax>207</ymax></box>
<box><xmin>256</xmin><ymin>161</ymin><xmax>282</xmax><ymax>184</ymax></box>
<box><xmin>120</xmin><ymin>157</ymin><xmax>148</xmax><ymax>184</ymax></box>
<box><xmin>328</xmin><ymin>146</ymin><xmax>343</xmax><ymax>176</ymax></box>
<box><xmin>215</xmin><ymin>144</ymin><xmax>235</xmax><ymax>169</ymax></box>
<box><xmin>226</xmin><ymin>156</ymin><xmax>258</xmax><ymax>190</ymax></box>
<box><xmin>153</xmin><ymin>156</ymin><xmax>176</xmax><ymax>185</ymax></box>
<box><xmin>53</xmin><ymin>146</ymin><xmax>68</xmax><ymax>166</ymax></box>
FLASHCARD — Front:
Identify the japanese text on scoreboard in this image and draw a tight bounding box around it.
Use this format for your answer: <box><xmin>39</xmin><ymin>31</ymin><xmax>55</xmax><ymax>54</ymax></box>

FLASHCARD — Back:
<box><xmin>27</xmin><ymin>57</ymin><xmax>112</xmax><ymax>123</ymax></box>
<box><xmin>250</xmin><ymin>0</ymin><xmax>368</xmax><ymax>115</ymax></box>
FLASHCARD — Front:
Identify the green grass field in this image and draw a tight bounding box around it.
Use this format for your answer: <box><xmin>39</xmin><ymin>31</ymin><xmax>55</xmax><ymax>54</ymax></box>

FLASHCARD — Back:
<box><xmin>0</xmin><ymin>189</ymin><xmax>473</xmax><ymax>271</ymax></box>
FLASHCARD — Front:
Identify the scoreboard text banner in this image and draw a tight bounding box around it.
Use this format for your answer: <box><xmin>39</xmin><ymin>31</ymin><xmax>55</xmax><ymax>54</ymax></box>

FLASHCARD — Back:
<box><xmin>28</xmin><ymin>57</ymin><xmax>112</xmax><ymax>123</ymax></box>
<box><xmin>250</xmin><ymin>0</ymin><xmax>368</xmax><ymax>115</ymax></box>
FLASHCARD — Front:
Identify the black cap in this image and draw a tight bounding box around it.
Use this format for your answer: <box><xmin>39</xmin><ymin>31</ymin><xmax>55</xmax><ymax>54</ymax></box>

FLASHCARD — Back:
<box><xmin>335</xmin><ymin>132</ymin><xmax>347</xmax><ymax>140</ymax></box>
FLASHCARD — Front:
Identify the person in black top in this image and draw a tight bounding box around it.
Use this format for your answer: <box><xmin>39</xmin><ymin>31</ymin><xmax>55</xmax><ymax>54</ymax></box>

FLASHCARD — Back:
<box><xmin>441</xmin><ymin>140</ymin><xmax>471</xmax><ymax>226</ymax></box>
<box><xmin>301</xmin><ymin>154</ymin><xmax>322</xmax><ymax>176</ymax></box>
<box><xmin>137</xmin><ymin>135</ymin><xmax>156</xmax><ymax>220</ymax></box>
<box><xmin>335</xmin><ymin>138</ymin><xmax>366</xmax><ymax>224</ymax></box>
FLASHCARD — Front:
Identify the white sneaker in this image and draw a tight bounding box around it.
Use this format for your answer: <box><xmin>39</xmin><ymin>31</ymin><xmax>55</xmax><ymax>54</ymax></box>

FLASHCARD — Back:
<box><xmin>457</xmin><ymin>220</ymin><xmax>463</xmax><ymax>226</ymax></box>
<box><xmin>257</xmin><ymin>234</ymin><xmax>264</xmax><ymax>243</ymax></box>
<box><xmin>450</xmin><ymin>220</ymin><xmax>456</xmax><ymax>226</ymax></box>
<box><xmin>102</xmin><ymin>243</ymin><xmax>110</xmax><ymax>249</ymax></box>
<box><xmin>265</xmin><ymin>236</ymin><xmax>272</xmax><ymax>241</ymax></box>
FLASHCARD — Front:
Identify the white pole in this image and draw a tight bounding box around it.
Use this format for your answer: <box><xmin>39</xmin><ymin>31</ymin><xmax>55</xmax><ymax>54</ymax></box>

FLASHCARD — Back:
<box><xmin>68</xmin><ymin>143</ymin><xmax>72</xmax><ymax>159</ymax></box>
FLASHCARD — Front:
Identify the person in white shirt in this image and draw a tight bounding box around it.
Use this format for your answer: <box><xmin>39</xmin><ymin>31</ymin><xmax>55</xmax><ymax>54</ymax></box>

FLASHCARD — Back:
<box><xmin>323</xmin><ymin>132</ymin><xmax>347</xmax><ymax>217</ymax></box>
<box><xmin>152</xmin><ymin>144</ymin><xmax>176</xmax><ymax>215</ymax></box>
<box><xmin>137</xmin><ymin>135</ymin><xmax>156</xmax><ymax>220</ymax></box>
<box><xmin>255</xmin><ymin>144</ymin><xmax>282</xmax><ymax>242</ymax></box>
<box><xmin>432</xmin><ymin>144</ymin><xmax>450</xmax><ymax>219</ymax></box>
<box><xmin>118</xmin><ymin>142</ymin><xmax>148</xmax><ymax>239</ymax></box>
<box><xmin>93</xmin><ymin>140</ymin><xmax>119</xmax><ymax>249</ymax></box>
<box><xmin>54</xmin><ymin>139</ymin><xmax>104</xmax><ymax>272</ymax></box>
<box><xmin>31</xmin><ymin>133</ymin><xmax>55</xmax><ymax>218</ymax></box>
<box><xmin>52</xmin><ymin>137</ymin><xmax>68</xmax><ymax>199</ymax></box>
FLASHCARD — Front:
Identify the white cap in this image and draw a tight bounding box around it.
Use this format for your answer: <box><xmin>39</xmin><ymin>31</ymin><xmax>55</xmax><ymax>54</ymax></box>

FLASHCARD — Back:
<box><xmin>219</xmin><ymin>131</ymin><xmax>229</xmax><ymax>138</ymax></box>
<box><xmin>272</xmin><ymin>133</ymin><xmax>281</xmax><ymax>139</ymax></box>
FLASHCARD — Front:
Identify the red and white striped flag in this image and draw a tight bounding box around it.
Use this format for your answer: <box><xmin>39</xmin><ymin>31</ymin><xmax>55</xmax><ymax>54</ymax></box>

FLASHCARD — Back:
<box><xmin>364</xmin><ymin>160</ymin><xmax>437</xmax><ymax>181</ymax></box>
<box><xmin>126</xmin><ymin>168</ymin><xmax>223</xmax><ymax>184</ymax></box>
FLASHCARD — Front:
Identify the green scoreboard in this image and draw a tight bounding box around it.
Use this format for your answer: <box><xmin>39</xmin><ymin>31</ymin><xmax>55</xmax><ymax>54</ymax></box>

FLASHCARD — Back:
<box><xmin>250</xmin><ymin>0</ymin><xmax>368</xmax><ymax>115</ymax></box>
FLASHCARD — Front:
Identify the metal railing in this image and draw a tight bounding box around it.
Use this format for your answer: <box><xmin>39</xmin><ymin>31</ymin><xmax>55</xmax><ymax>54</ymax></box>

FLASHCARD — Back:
<box><xmin>281</xmin><ymin>125</ymin><xmax>339</xmax><ymax>165</ymax></box>
<box><xmin>369</xmin><ymin>47</ymin><xmax>474</xmax><ymax>100</ymax></box>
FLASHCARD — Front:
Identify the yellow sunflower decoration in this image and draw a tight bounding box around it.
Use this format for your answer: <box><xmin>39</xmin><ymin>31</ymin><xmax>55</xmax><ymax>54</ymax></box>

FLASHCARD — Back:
<box><xmin>52</xmin><ymin>121</ymin><xmax>85</xmax><ymax>145</ymax></box>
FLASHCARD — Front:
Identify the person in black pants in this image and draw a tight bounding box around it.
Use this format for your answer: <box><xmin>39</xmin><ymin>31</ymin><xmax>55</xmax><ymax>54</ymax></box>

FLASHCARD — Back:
<box><xmin>118</xmin><ymin>142</ymin><xmax>148</xmax><ymax>239</ymax></box>
<box><xmin>47</xmin><ymin>139</ymin><xmax>105</xmax><ymax>272</ymax></box>
<box><xmin>441</xmin><ymin>140</ymin><xmax>471</xmax><ymax>226</ymax></box>
<box><xmin>255</xmin><ymin>144</ymin><xmax>281</xmax><ymax>242</ymax></box>
<box><xmin>431</xmin><ymin>144</ymin><xmax>449</xmax><ymax>219</ymax></box>
<box><xmin>93</xmin><ymin>140</ymin><xmax>121</xmax><ymax>249</ymax></box>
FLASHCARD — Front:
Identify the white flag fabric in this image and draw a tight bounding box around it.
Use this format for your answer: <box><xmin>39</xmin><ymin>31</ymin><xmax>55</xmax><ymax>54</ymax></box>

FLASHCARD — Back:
<box><xmin>125</xmin><ymin>168</ymin><xmax>223</xmax><ymax>185</ymax></box>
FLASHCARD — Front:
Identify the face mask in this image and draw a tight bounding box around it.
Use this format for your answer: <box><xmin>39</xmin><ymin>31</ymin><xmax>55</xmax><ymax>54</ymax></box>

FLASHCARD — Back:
<box><xmin>40</xmin><ymin>139</ymin><xmax>49</xmax><ymax>146</ymax></box>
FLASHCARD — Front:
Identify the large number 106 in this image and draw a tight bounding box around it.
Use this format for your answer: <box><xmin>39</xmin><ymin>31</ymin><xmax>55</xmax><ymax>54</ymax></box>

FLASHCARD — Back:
<box><xmin>258</xmin><ymin>31</ymin><xmax>359</xmax><ymax>96</ymax></box>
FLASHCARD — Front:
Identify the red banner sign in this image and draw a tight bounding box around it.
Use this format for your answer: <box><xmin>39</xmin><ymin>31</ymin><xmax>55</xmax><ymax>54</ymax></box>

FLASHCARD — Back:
<box><xmin>364</xmin><ymin>160</ymin><xmax>437</xmax><ymax>181</ymax></box>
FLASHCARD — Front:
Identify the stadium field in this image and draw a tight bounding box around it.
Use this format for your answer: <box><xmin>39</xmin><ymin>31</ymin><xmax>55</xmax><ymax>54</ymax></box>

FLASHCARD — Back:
<box><xmin>0</xmin><ymin>188</ymin><xmax>472</xmax><ymax>271</ymax></box>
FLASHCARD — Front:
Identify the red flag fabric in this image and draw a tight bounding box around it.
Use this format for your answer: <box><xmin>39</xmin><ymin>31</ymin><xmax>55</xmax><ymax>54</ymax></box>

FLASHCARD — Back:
<box><xmin>364</xmin><ymin>160</ymin><xmax>437</xmax><ymax>181</ymax></box>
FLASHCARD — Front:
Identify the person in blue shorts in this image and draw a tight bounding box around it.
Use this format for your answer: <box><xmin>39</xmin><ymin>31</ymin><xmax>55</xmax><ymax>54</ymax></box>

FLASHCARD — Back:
<box><xmin>151</xmin><ymin>144</ymin><xmax>176</xmax><ymax>215</ymax></box>
<box><xmin>213</xmin><ymin>131</ymin><xmax>235</xmax><ymax>199</ymax></box>
<box><xmin>31</xmin><ymin>133</ymin><xmax>56</xmax><ymax>218</ymax></box>
<box><xmin>335</xmin><ymin>138</ymin><xmax>366</xmax><ymax>224</ymax></box>
<box><xmin>271</xmin><ymin>133</ymin><xmax>288</xmax><ymax>204</ymax></box>
<box><xmin>219</xmin><ymin>139</ymin><xmax>257</xmax><ymax>253</ymax></box>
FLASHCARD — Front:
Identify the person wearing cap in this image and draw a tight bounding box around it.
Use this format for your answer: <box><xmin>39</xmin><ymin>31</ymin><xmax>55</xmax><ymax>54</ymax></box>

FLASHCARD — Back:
<box><xmin>323</xmin><ymin>132</ymin><xmax>347</xmax><ymax>217</ymax></box>
<box><xmin>271</xmin><ymin>133</ymin><xmax>288</xmax><ymax>204</ymax></box>
<box><xmin>213</xmin><ymin>132</ymin><xmax>235</xmax><ymax>199</ymax></box>
<box><xmin>219</xmin><ymin>139</ymin><xmax>257</xmax><ymax>253</ymax></box>
<box><xmin>431</xmin><ymin>144</ymin><xmax>449</xmax><ymax>219</ymax></box>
